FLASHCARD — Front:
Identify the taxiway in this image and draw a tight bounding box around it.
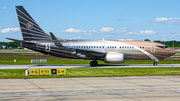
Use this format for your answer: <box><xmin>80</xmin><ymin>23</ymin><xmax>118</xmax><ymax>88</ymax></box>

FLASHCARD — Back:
<box><xmin>0</xmin><ymin>76</ymin><xmax>180</xmax><ymax>100</ymax></box>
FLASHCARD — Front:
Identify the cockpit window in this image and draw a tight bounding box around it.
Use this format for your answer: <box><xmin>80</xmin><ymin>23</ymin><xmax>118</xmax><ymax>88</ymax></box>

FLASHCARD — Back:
<box><xmin>157</xmin><ymin>46</ymin><xmax>168</xmax><ymax>49</ymax></box>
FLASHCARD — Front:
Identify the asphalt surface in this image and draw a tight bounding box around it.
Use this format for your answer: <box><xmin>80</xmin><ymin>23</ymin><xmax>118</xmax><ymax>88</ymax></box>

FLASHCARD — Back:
<box><xmin>0</xmin><ymin>76</ymin><xmax>180</xmax><ymax>101</ymax></box>
<box><xmin>0</xmin><ymin>64</ymin><xmax>180</xmax><ymax>69</ymax></box>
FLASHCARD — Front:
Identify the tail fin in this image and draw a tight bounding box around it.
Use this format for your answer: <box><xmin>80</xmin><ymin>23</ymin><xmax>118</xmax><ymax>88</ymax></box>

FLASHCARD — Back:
<box><xmin>15</xmin><ymin>6</ymin><xmax>52</xmax><ymax>41</ymax></box>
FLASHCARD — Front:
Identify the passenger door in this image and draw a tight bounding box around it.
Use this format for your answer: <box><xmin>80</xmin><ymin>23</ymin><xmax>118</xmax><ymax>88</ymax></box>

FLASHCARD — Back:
<box><xmin>150</xmin><ymin>44</ymin><xmax>155</xmax><ymax>53</ymax></box>
<box><xmin>45</xmin><ymin>43</ymin><xmax>50</xmax><ymax>52</ymax></box>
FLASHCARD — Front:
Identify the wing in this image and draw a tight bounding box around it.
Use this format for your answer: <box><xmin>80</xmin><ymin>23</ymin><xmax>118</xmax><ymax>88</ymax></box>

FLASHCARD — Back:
<box><xmin>75</xmin><ymin>48</ymin><xmax>106</xmax><ymax>59</ymax></box>
<box><xmin>50</xmin><ymin>32</ymin><xmax>106</xmax><ymax>59</ymax></box>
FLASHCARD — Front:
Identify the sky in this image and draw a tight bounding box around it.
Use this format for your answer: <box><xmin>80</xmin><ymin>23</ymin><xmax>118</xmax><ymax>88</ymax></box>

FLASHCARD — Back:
<box><xmin>1</xmin><ymin>0</ymin><xmax>180</xmax><ymax>42</ymax></box>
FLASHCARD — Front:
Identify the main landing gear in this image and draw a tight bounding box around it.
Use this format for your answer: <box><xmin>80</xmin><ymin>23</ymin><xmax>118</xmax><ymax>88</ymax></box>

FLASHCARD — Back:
<box><xmin>90</xmin><ymin>60</ymin><xmax>98</xmax><ymax>66</ymax></box>
<box><xmin>153</xmin><ymin>62</ymin><xmax>158</xmax><ymax>66</ymax></box>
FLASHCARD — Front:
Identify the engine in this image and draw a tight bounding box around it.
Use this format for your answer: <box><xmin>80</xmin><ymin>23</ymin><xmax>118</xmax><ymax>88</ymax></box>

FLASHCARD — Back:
<box><xmin>104</xmin><ymin>52</ymin><xmax>125</xmax><ymax>63</ymax></box>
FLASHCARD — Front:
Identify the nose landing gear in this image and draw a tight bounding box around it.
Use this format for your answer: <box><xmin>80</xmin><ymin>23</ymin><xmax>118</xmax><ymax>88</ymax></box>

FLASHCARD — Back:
<box><xmin>90</xmin><ymin>60</ymin><xmax>98</xmax><ymax>66</ymax></box>
<box><xmin>153</xmin><ymin>62</ymin><xmax>158</xmax><ymax>66</ymax></box>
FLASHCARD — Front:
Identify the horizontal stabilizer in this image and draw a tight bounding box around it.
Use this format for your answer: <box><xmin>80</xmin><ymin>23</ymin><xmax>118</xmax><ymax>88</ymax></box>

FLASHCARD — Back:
<box><xmin>6</xmin><ymin>38</ymin><xmax>23</xmax><ymax>43</ymax></box>
<box><xmin>6</xmin><ymin>38</ymin><xmax>35</xmax><ymax>44</ymax></box>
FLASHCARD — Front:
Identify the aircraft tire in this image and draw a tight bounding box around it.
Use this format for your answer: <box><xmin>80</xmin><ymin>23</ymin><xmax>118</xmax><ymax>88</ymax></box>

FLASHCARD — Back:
<box><xmin>94</xmin><ymin>61</ymin><xmax>98</xmax><ymax>66</ymax></box>
<box><xmin>90</xmin><ymin>61</ymin><xmax>95</xmax><ymax>66</ymax></box>
<box><xmin>153</xmin><ymin>62</ymin><xmax>158</xmax><ymax>66</ymax></box>
<box><xmin>90</xmin><ymin>61</ymin><xmax>98</xmax><ymax>66</ymax></box>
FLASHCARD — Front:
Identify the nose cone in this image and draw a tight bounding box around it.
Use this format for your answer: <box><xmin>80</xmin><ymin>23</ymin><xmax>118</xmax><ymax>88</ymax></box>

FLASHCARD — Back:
<box><xmin>169</xmin><ymin>50</ymin><xmax>176</xmax><ymax>56</ymax></box>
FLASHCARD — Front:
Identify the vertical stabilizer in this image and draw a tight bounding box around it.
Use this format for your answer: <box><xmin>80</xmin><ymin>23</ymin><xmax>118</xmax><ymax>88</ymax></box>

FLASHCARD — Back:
<box><xmin>15</xmin><ymin>6</ymin><xmax>52</xmax><ymax>41</ymax></box>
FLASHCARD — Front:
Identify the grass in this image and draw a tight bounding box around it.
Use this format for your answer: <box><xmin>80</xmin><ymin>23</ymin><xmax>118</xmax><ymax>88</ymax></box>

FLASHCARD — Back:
<box><xmin>0</xmin><ymin>67</ymin><xmax>180</xmax><ymax>79</ymax></box>
<box><xmin>1</xmin><ymin>59</ymin><xmax>180</xmax><ymax>65</ymax></box>
<box><xmin>2</xmin><ymin>60</ymin><xmax>180</xmax><ymax>65</ymax></box>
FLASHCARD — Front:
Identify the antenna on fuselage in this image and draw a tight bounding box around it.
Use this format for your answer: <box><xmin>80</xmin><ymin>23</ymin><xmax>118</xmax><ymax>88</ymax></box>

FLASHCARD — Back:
<box><xmin>102</xmin><ymin>38</ymin><xmax>105</xmax><ymax>40</ymax></box>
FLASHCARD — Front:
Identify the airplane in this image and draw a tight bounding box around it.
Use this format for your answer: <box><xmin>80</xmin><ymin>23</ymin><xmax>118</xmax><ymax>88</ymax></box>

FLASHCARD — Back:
<box><xmin>7</xmin><ymin>6</ymin><xmax>175</xmax><ymax>66</ymax></box>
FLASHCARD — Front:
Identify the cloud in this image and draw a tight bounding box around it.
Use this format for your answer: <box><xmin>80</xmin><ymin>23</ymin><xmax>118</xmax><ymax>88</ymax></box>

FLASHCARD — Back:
<box><xmin>0</xmin><ymin>27</ymin><xmax>20</xmax><ymax>33</ymax></box>
<box><xmin>149</xmin><ymin>17</ymin><xmax>180</xmax><ymax>24</ymax></box>
<box><xmin>61</xmin><ymin>28</ymin><xmax>86</xmax><ymax>33</ymax></box>
<box><xmin>60</xmin><ymin>27</ymin><xmax>127</xmax><ymax>34</ymax></box>
<box><xmin>139</xmin><ymin>30</ymin><xmax>156</xmax><ymax>35</ymax></box>
<box><xmin>73</xmin><ymin>36</ymin><xmax>81</xmax><ymax>39</ymax></box>
<box><xmin>162</xmin><ymin>38</ymin><xmax>166</xmax><ymax>41</ymax></box>
<box><xmin>125</xmin><ymin>30</ymin><xmax>156</xmax><ymax>35</ymax></box>
<box><xmin>100</xmin><ymin>27</ymin><xmax>114</xmax><ymax>32</ymax></box>
<box><xmin>59</xmin><ymin>27</ymin><xmax>155</xmax><ymax>36</ymax></box>
<box><xmin>125</xmin><ymin>32</ymin><xmax>139</xmax><ymax>35</ymax></box>
<box><xmin>118</xmin><ymin>18</ymin><xmax>129</xmax><ymax>21</ymax></box>
<box><xmin>88</xmin><ymin>30</ymin><xmax>99</xmax><ymax>34</ymax></box>
<box><xmin>0</xmin><ymin>7</ymin><xmax>6</xmax><ymax>9</ymax></box>
<box><xmin>84</xmin><ymin>33</ymin><xmax>91</xmax><ymax>35</ymax></box>
<box><xmin>106</xmin><ymin>35</ymin><xmax>114</xmax><ymax>37</ymax></box>
<box><xmin>98</xmin><ymin>27</ymin><xmax>127</xmax><ymax>33</ymax></box>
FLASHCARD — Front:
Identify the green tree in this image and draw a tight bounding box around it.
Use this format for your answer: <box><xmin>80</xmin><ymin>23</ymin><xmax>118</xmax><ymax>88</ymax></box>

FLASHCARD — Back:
<box><xmin>144</xmin><ymin>39</ymin><xmax>150</xmax><ymax>41</ymax></box>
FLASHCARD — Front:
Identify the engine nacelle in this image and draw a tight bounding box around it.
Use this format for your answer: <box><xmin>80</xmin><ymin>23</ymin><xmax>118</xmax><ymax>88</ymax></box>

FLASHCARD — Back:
<box><xmin>104</xmin><ymin>52</ymin><xmax>125</xmax><ymax>63</ymax></box>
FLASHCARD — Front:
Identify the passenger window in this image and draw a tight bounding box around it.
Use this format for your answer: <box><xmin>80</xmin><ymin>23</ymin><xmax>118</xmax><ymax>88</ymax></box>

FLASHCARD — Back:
<box><xmin>125</xmin><ymin>46</ymin><xmax>126</xmax><ymax>48</ymax></box>
<box><xmin>120</xmin><ymin>46</ymin><xmax>121</xmax><ymax>48</ymax></box>
<box><xmin>107</xmin><ymin>46</ymin><xmax>109</xmax><ymax>48</ymax></box>
<box><xmin>130</xmin><ymin>46</ymin><xmax>131</xmax><ymax>49</ymax></box>
<box><xmin>112</xmin><ymin>46</ymin><xmax>114</xmax><ymax>48</ymax></box>
<box><xmin>122</xmin><ymin>46</ymin><xmax>124</xmax><ymax>48</ymax></box>
<box><xmin>127</xmin><ymin>46</ymin><xmax>129</xmax><ymax>48</ymax></box>
<box><xmin>99</xmin><ymin>46</ymin><xmax>101</xmax><ymax>48</ymax></box>
<box><xmin>102</xmin><ymin>46</ymin><xmax>104</xmax><ymax>48</ymax></box>
<box><xmin>91</xmin><ymin>46</ymin><xmax>93</xmax><ymax>48</ymax></box>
